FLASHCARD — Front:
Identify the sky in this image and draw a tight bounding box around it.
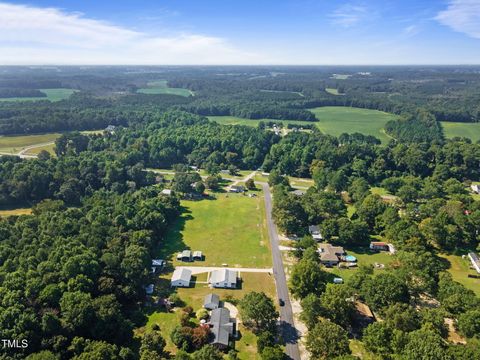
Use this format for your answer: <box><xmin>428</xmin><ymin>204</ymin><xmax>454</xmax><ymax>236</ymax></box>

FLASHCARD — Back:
<box><xmin>1</xmin><ymin>0</ymin><xmax>480</xmax><ymax>65</ymax></box>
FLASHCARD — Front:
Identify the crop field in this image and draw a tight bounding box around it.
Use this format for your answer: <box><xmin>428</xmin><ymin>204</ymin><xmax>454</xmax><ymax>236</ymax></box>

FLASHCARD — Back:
<box><xmin>137</xmin><ymin>80</ymin><xmax>193</xmax><ymax>97</ymax></box>
<box><xmin>157</xmin><ymin>193</ymin><xmax>271</xmax><ymax>268</ymax></box>
<box><xmin>0</xmin><ymin>133</ymin><xmax>60</xmax><ymax>154</ymax></box>
<box><xmin>441</xmin><ymin>121</ymin><xmax>480</xmax><ymax>142</ymax></box>
<box><xmin>0</xmin><ymin>208</ymin><xmax>32</xmax><ymax>217</ymax></box>
<box><xmin>309</xmin><ymin>106</ymin><xmax>398</xmax><ymax>143</ymax></box>
<box><xmin>0</xmin><ymin>88</ymin><xmax>76</xmax><ymax>102</ymax></box>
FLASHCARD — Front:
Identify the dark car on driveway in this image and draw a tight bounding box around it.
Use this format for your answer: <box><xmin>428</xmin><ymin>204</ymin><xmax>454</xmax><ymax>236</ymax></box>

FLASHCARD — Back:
<box><xmin>279</xmin><ymin>298</ymin><xmax>285</xmax><ymax>306</ymax></box>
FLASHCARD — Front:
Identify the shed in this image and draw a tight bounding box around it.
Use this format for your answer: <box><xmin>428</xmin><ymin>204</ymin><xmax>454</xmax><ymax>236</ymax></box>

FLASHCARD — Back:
<box><xmin>204</xmin><ymin>293</ymin><xmax>220</xmax><ymax>310</ymax></box>
<box><xmin>308</xmin><ymin>225</ymin><xmax>323</xmax><ymax>241</ymax></box>
<box><xmin>161</xmin><ymin>189</ymin><xmax>172</xmax><ymax>196</ymax></box>
<box><xmin>193</xmin><ymin>251</ymin><xmax>203</xmax><ymax>261</ymax></box>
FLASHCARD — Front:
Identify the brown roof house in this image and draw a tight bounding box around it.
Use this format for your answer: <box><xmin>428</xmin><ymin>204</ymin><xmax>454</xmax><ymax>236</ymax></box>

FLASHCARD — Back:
<box><xmin>318</xmin><ymin>243</ymin><xmax>345</xmax><ymax>266</ymax></box>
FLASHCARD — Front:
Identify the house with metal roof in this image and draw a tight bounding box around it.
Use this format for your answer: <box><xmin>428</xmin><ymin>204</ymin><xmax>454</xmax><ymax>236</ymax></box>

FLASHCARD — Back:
<box><xmin>468</xmin><ymin>252</ymin><xmax>480</xmax><ymax>274</ymax></box>
<box><xmin>209</xmin><ymin>307</ymin><xmax>236</xmax><ymax>349</ymax></box>
<box><xmin>209</xmin><ymin>269</ymin><xmax>238</xmax><ymax>288</ymax></box>
<box><xmin>171</xmin><ymin>268</ymin><xmax>192</xmax><ymax>287</ymax></box>
<box><xmin>161</xmin><ymin>189</ymin><xmax>172</xmax><ymax>196</ymax></box>
<box><xmin>204</xmin><ymin>293</ymin><xmax>220</xmax><ymax>310</ymax></box>
<box><xmin>176</xmin><ymin>250</ymin><xmax>192</xmax><ymax>262</ymax></box>
<box><xmin>193</xmin><ymin>251</ymin><xmax>203</xmax><ymax>261</ymax></box>
<box><xmin>308</xmin><ymin>225</ymin><xmax>323</xmax><ymax>241</ymax></box>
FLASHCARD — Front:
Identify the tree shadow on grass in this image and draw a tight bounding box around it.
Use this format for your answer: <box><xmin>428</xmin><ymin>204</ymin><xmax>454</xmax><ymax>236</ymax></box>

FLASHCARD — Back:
<box><xmin>155</xmin><ymin>206</ymin><xmax>192</xmax><ymax>262</ymax></box>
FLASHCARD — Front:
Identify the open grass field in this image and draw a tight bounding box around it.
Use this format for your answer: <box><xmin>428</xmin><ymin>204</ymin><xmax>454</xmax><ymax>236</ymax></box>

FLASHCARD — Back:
<box><xmin>0</xmin><ymin>208</ymin><xmax>32</xmax><ymax>217</ymax></box>
<box><xmin>309</xmin><ymin>107</ymin><xmax>398</xmax><ymax>143</ymax></box>
<box><xmin>24</xmin><ymin>143</ymin><xmax>56</xmax><ymax>155</ymax></box>
<box><xmin>137</xmin><ymin>80</ymin><xmax>193</xmax><ymax>97</ymax></box>
<box><xmin>208</xmin><ymin>116</ymin><xmax>314</xmax><ymax>128</ymax></box>
<box><xmin>0</xmin><ymin>133</ymin><xmax>60</xmax><ymax>154</ymax></box>
<box><xmin>157</xmin><ymin>193</ymin><xmax>271</xmax><ymax>268</ymax></box>
<box><xmin>441</xmin><ymin>121</ymin><xmax>480</xmax><ymax>142</ymax></box>
<box><xmin>440</xmin><ymin>254</ymin><xmax>480</xmax><ymax>296</ymax></box>
<box><xmin>325</xmin><ymin>88</ymin><xmax>343</xmax><ymax>95</ymax></box>
<box><xmin>0</xmin><ymin>88</ymin><xmax>76</xmax><ymax>102</ymax></box>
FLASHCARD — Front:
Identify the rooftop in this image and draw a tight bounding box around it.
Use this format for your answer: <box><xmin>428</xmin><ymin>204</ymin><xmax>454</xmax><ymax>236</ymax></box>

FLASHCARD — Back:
<box><xmin>210</xmin><ymin>307</ymin><xmax>235</xmax><ymax>347</ymax></box>
<box><xmin>171</xmin><ymin>268</ymin><xmax>192</xmax><ymax>282</ymax></box>
<box><xmin>210</xmin><ymin>269</ymin><xmax>237</xmax><ymax>284</ymax></box>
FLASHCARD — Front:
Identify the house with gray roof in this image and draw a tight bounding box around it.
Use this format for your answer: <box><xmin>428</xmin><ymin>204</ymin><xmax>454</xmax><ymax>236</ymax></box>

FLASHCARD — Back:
<box><xmin>193</xmin><ymin>251</ymin><xmax>203</xmax><ymax>261</ymax></box>
<box><xmin>308</xmin><ymin>225</ymin><xmax>323</xmax><ymax>241</ymax></box>
<box><xmin>176</xmin><ymin>250</ymin><xmax>192</xmax><ymax>262</ymax></box>
<box><xmin>209</xmin><ymin>307</ymin><xmax>236</xmax><ymax>349</ymax></box>
<box><xmin>468</xmin><ymin>252</ymin><xmax>480</xmax><ymax>274</ymax></box>
<box><xmin>209</xmin><ymin>269</ymin><xmax>238</xmax><ymax>288</ymax></box>
<box><xmin>171</xmin><ymin>268</ymin><xmax>192</xmax><ymax>287</ymax></box>
<box><xmin>204</xmin><ymin>293</ymin><xmax>220</xmax><ymax>310</ymax></box>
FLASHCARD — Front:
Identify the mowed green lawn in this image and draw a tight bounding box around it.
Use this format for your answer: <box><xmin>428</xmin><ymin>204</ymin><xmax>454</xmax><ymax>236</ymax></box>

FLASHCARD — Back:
<box><xmin>137</xmin><ymin>80</ymin><xmax>193</xmax><ymax>97</ymax></box>
<box><xmin>0</xmin><ymin>133</ymin><xmax>61</xmax><ymax>154</ymax></box>
<box><xmin>0</xmin><ymin>88</ymin><xmax>76</xmax><ymax>102</ymax></box>
<box><xmin>309</xmin><ymin>107</ymin><xmax>398</xmax><ymax>143</ymax></box>
<box><xmin>158</xmin><ymin>193</ymin><xmax>271</xmax><ymax>268</ymax></box>
<box><xmin>440</xmin><ymin>254</ymin><xmax>480</xmax><ymax>296</ymax></box>
<box><xmin>441</xmin><ymin>121</ymin><xmax>480</xmax><ymax>142</ymax></box>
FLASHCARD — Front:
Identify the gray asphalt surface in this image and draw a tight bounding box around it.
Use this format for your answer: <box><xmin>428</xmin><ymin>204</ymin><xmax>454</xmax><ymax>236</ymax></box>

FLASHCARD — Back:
<box><xmin>261</xmin><ymin>183</ymin><xmax>301</xmax><ymax>360</ymax></box>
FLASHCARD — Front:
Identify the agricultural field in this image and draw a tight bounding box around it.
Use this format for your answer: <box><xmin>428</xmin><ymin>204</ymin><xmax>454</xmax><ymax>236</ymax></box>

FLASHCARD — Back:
<box><xmin>157</xmin><ymin>193</ymin><xmax>271</xmax><ymax>268</ymax></box>
<box><xmin>325</xmin><ymin>88</ymin><xmax>343</xmax><ymax>95</ymax></box>
<box><xmin>208</xmin><ymin>116</ymin><xmax>314</xmax><ymax>128</ymax></box>
<box><xmin>440</xmin><ymin>254</ymin><xmax>480</xmax><ymax>296</ymax></box>
<box><xmin>0</xmin><ymin>208</ymin><xmax>32</xmax><ymax>217</ymax></box>
<box><xmin>137</xmin><ymin>80</ymin><xmax>193</xmax><ymax>97</ymax></box>
<box><xmin>441</xmin><ymin>121</ymin><xmax>480</xmax><ymax>142</ymax></box>
<box><xmin>0</xmin><ymin>133</ymin><xmax>61</xmax><ymax>154</ymax></box>
<box><xmin>309</xmin><ymin>107</ymin><xmax>398</xmax><ymax>143</ymax></box>
<box><xmin>0</xmin><ymin>88</ymin><xmax>76</xmax><ymax>102</ymax></box>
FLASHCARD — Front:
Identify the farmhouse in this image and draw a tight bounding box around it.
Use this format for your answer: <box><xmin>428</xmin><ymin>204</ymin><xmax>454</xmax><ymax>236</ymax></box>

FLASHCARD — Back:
<box><xmin>177</xmin><ymin>250</ymin><xmax>192</xmax><ymax>262</ymax></box>
<box><xmin>209</xmin><ymin>307</ymin><xmax>236</xmax><ymax>349</ymax></box>
<box><xmin>229</xmin><ymin>185</ymin><xmax>245</xmax><ymax>193</ymax></box>
<box><xmin>471</xmin><ymin>184</ymin><xmax>480</xmax><ymax>194</ymax></box>
<box><xmin>318</xmin><ymin>243</ymin><xmax>345</xmax><ymax>266</ymax></box>
<box><xmin>468</xmin><ymin>252</ymin><xmax>480</xmax><ymax>274</ymax></box>
<box><xmin>171</xmin><ymin>268</ymin><xmax>192</xmax><ymax>287</ymax></box>
<box><xmin>308</xmin><ymin>225</ymin><xmax>323</xmax><ymax>241</ymax></box>
<box><xmin>209</xmin><ymin>269</ymin><xmax>238</xmax><ymax>288</ymax></box>
<box><xmin>204</xmin><ymin>293</ymin><xmax>220</xmax><ymax>310</ymax></box>
<box><xmin>193</xmin><ymin>251</ymin><xmax>203</xmax><ymax>261</ymax></box>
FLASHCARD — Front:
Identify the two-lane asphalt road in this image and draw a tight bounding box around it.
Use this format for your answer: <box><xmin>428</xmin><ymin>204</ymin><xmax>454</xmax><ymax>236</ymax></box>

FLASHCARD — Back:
<box><xmin>262</xmin><ymin>183</ymin><xmax>301</xmax><ymax>360</ymax></box>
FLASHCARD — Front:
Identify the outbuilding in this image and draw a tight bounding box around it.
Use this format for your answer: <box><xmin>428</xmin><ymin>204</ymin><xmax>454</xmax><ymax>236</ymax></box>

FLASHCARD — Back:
<box><xmin>204</xmin><ymin>293</ymin><xmax>220</xmax><ymax>310</ymax></box>
<box><xmin>171</xmin><ymin>268</ymin><xmax>192</xmax><ymax>287</ymax></box>
<box><xmin>209</xmin><ymin>269</ymin><xmax>238</xmax><ymax>288</ymax></box>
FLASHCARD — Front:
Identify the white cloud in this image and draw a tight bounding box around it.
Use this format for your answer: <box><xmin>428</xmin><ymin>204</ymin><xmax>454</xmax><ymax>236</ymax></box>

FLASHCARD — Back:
<box><xmin>436</xmin><ymin>0</ymin><xmax>480</xmax><ymax>39</ymax></box>
<box><xmin>329</xmin><ymin>4</ymin><xmax>369</xmax><ymax>28</ymax></box>
<box><xmin>0</xmin><ymin>2</ymin><xmax>267</xmax><ymax>65</ymax></box>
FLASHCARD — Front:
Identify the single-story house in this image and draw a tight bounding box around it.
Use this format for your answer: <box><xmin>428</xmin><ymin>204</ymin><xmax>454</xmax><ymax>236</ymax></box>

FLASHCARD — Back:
<box><xmin>171</xmin><ymin>268</ymin><xmax>192</xmax><ymax>287</ymax></box>
<box><xmin>369</xmin><ymin>242</ymin><xmax>389</xmax><ymax>252</ymax></box>
<box><xmin>318</xmin><ymin>243</ymin><xmax>345</xmax><ymax>266</ymax></box>
<box><xmin>209</xmin><ymin>269</ymin><xmax>238</xmax><ymax>288</ymax></box>
<box><xmin>145</xmin><ymin>284</ymin><xmax>154</xmax><ymax>295</ymax></box>
<box><xmin>308</xmin><ymin>225</ymin><xmax>323</xmax><ymax>241</ymax></box>
<box><xmin>177</xmin><ymin>250</ymin><xmax>192</xmax><ymax>262</ymax></box>
<box><xmin>229</xmin><ymin>185</ymin><xmax>245</xmax><ymax>193</ymax></box>
<box><xmin>152</xmin><ymin>259</ymin><xmax>166</xmax><ymax>267</ymax></box>
<box><xmin>204</xmin><ymin>293</ymin><xmax>220</xmax><ymax>310</ymax></box>
<box><xmin>193</xmin><ymin>251</ymin><xmax>203</xmax><ymax>261</ymax></box>
<box><xmin>161</xmin><ymin>189</ymin><xmax>172</xmax><ymax>196</ymax></box>
<box><xmin>471</xmin><ymin>184</ymin><xmax>480</xmax><ymax>194</ymax></box>
<box><xmin>209</xmin><ymin>307</ymin><xmax>236</xmax><ymax>349</ymax></box>
<box><xmin>468</xmin><ymin>252</ymin><xmax>480</xmax><ymax>274</ymax></box>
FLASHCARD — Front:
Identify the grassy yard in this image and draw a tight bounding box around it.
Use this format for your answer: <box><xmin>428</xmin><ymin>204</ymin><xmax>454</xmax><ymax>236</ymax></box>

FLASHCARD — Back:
<box><xmin>137</xmin><ymin>80</ymin><xmax>193</xmax><ymax>97</ymax></box>
<box><xmin>0</xmin><ymin>133</ymin><xmax>61</xmax><ymax>154</ymax></box>
<box><xmin>441</xmin><ymin>121</ymin><xmax>480</xmax><ymax>142</ymax></box>
<box><xmin>156</xmin><ymin>193</ymin><xmax>271</xmax><ymax>268</ymax></box>
<box><xmin>309</xmin><ymin>107</ymin><xmax>398</xmax><ymax>143</ymax></box>
<box><xmin>440</xmin><ymin>254</ymin><xmax>480</xmax><ymax>296</ymax></box>
<box><xmin>0</xmin><ymin>208</ymin><xmax>32</xmax><ymax>216</ymax></box>
<box><xmin>0</xmin><ymin>88</ymin><xmax>76</xmax><ymax>102</ymax></box>
<box><xmin>143</xmin><ymin>272</ymin><xmax>275</xmax><ymax>358</ymax></box>
<box><xmin>325</xmin><ymin>246</ymin><xmax>395</xmax><ymax>281</ymax></box>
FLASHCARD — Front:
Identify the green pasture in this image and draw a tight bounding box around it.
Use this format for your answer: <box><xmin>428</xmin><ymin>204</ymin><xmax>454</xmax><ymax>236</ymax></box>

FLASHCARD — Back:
<box><xmin>441</xmin><ymin>121</ymin><xmax>480</xmax><ymax>142</ymax></box>
<box><xmin>137</xmin><ymin>80</ymin><xmax>193</xmax><ymax>97</ymax></box>
<box><xmin>0</xmin><ymin>88</ymin><xmax>76</xmax><ymax>102</ymax></box>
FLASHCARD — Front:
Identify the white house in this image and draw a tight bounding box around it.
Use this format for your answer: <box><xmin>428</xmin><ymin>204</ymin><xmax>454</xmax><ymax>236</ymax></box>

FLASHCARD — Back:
<box><xmin>209</xmin><ymin>269</ymin><xmax>238</xmax><ymax>288</ymax></box>
<box><xmin>471</xmin><ymin>184</ymin><xmax>480</xmax><ymax>194</ymax></box>
<box><xmin>171</xmin><ymin>268</ymin><xmax>192</xmax><ymax>287</ymax></box>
